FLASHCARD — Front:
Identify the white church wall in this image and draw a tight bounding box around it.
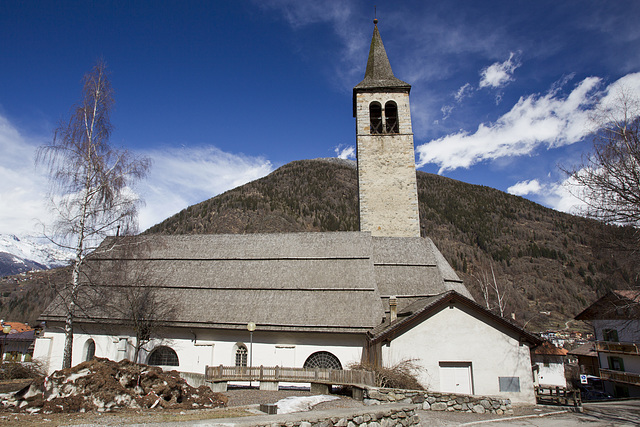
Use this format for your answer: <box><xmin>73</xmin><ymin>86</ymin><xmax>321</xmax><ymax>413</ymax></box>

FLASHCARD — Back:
<box><xmin>34</xmin><ymin>323</ymin><xmax>367</xmax><ymax>378</ymax></box>
<box><xmin>382</xmin><ymin>303</ymin><xmax>536</xmax><ymax>404</ymax></box>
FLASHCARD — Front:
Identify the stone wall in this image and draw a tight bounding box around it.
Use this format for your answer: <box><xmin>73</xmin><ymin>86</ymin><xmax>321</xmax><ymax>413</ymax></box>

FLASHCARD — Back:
<box><xmin>253</xmin><ymin>405</ymin><xmax>419</xmax><ymax>427</ymax></box>
<box><xmin>364</xmin><ymin>387</ymin><xmax>514</xmax><ymax>415</ymax></box>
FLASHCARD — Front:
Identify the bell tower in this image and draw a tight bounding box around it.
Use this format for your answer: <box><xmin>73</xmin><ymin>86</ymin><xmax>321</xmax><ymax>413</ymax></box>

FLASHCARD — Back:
<box><xmin>353</xmin><ymin>20</ymin><xmax>420</xmax><ymax>237</ymax></box>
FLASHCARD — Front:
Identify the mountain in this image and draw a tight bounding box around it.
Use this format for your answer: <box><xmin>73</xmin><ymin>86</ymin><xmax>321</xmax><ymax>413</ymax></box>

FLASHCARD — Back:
<box><xmin>0</xmin><ymin>234</ymin><xmax>73</xmax><ymax>277</ymax></box>
<box><xmin>3</xmin><ymin>158</ymin><xmax>633</xmax><ymax>331</ymax></box>
<box><xmin>146</xmin><ymin>158</ymin><xmax>635</xmax><ymax>332</ymax></box>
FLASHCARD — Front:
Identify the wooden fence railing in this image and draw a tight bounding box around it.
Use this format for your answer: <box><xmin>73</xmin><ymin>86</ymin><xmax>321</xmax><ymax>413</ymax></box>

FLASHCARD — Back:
<box><xmin>600</xmin><ymin>368</ymin><xmax>640</xmax><ymax>386</ymax></box>
<box><xmin>596</xmin><ymin>341</ymin><xmax>640</xmax><ymax>356</ymax></box>
<box><xmin>535</xmin><ymin>386</ymin><xmax>581</xmax><ymax>407</ymax></box>
<box><xmin>205</xmin><ymin>365</ymin><xmax>375</xmax><ymax>386</ymax></box>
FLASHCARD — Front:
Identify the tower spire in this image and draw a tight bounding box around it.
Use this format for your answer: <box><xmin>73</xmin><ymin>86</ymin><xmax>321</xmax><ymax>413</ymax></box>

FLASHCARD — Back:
<box><xmin>354</xmin><ymin>20</ymin><xmax>410</xmax><ymax>92</ymax></box>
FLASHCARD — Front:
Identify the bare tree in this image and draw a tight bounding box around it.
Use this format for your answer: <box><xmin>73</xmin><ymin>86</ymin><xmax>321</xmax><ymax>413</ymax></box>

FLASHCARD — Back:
<box><xmin>36</xmin><ymin>60</ymin><xmax>150</xmax><ymax>368</ymax></box>
<box><xmin>565</xmin><ymin>89</ymin><xmax>640</xmax><ymax>240</ymax></box>
<box><xmin>472</xmin><ymin>263</ymin><xmax>509</xmax><ymax>317</ymax></box>
<box><xmin>100</xmin><ymin>251</ymin><xmax>177</xmax><ymax>363</ymax></box>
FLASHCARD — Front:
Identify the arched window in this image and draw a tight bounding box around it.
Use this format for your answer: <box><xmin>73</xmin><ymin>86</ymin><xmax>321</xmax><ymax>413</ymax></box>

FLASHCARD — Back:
<box><xmin>385</xmin><ymin>101</ymin><xmax>399</xmax><ymax>133</ymax></box>
<box><xmin>84</xmin><ymin>339</ymin><xmax>95</xmax><ymax>362</ymax></box>
<box><xmin>235</xmin><ymin>344</ymin><xmax>248</xmax><ymax>367</ymax></box>
<box><xmin>369</xmin><ymin>102</ymin><xmax>383</xmax><ymax>134</ymax></box>
<box><xmin>303</xmin><ymin>351</ymin><xmax>342</xmax><ymax>370</ymax></box>
<box><xmin>148</xmin><ymin>346</ymin><xmax>179</xmax><ymax>366</ymax></box>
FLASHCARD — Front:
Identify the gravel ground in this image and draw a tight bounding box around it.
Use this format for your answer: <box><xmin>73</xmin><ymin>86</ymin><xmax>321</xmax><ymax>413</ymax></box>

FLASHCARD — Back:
<box><xmin>224</xmin><ymin>386</ymin><xmax>364</xmax><ymax>410</ymax></box>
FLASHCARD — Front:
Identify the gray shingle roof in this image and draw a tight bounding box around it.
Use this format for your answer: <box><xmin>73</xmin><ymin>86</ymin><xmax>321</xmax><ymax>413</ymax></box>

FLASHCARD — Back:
<box><xmin>368</xmin><ymin>291</ymin><xmax>542</xmax><ymax>347</ymax></box>
<box><xmin>354</xmin><ymin>23</ymin><xmax>411</xmax><ymax>91</ymax></box>
<box><xmin>41</xmin><ymin>232</ymin><xmax>470</xmax><ymax>334</ymax></box>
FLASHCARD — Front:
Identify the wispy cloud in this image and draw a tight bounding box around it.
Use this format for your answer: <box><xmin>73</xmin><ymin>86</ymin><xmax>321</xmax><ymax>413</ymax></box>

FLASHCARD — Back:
<box><xmin>0</xmin><ymin>115</ymin><xmax>48</xmax><ymax>236</ymax></box>
<box><xmin>0</xmin><ymin>113</ymin><xmax>274</xmax><ymax>235</ymax></box>
<box><xmin>137</xmin><ymin>146</ymin><xmax>273</xmax><ymax>230</ymax></box>
<box><xmin>507</xmin><ymin>177</ymin><xmax>585</xmax><ymax>215</ymax></box>
<box><xmin>334</xmin><ymin>144</ymin><xmax>355</xmax><ymax>160</ymax></box>
<box><xmin>479</xmin><ymin>52</ymin><xmax>521</xmax><ymax>89</ymax></box>
<box><xmin>416</xmin><ymin>72</ymin><xmax>640</xmax><ymax>173</ymax></box>
<box><xmin>454</xmin><ymin>83</ymin><xmax>474</xmax><ymax>102</ymax></box>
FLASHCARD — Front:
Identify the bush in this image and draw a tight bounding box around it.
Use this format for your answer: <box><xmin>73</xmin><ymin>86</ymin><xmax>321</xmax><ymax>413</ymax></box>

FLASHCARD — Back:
<box><xmin>0</xmin><ymin>361</ymin><xmax>45</xmax><ymax>380</ymax></box>
<box><xmin>350</xmin><ymin>359</ymin><xmax>425</xmax><ymax>390</ymax></box>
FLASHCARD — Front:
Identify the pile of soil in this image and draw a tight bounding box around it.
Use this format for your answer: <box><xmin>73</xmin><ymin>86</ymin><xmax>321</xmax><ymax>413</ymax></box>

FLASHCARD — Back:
<box><xmin>0</xmin><ymin>358</ymin><xmax>227</xmax><ymax>414</ymax></box>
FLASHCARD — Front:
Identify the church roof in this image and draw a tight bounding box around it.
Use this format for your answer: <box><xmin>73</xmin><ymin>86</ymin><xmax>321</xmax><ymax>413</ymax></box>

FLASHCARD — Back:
<box><xmin>354</xmin><ymin>21</ymin><xmax>411</xmax><ymax>92</ymax></box>
<box><xmin>40</xmin><ymin>232</ymin><xmax>466</xmax><ymax>334</ymax></box>
<box><xmin>368</xmin><ymin>290</ymin><xmax>541</xmax><ymax>347</ymax></box>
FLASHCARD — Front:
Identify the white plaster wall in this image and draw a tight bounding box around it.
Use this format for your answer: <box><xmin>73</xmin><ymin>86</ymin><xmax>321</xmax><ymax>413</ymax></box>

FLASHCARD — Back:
<box><xmin>381</xmin><ymin>304</ymin><xmax>536</xmax><ymax>404</ymax></box>
<box><xmin>33</xmin><ymin>323</ymin><xmax>366</xmax><ymax>377</ymax></box>
<box><xmin>532</xmin><ymin>357</ymin><xmax>566</xmax><ymax>387</ymax></box>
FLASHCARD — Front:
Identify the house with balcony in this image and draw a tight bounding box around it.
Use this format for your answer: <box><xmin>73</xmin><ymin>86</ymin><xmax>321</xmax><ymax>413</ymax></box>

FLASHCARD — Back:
<box><xmin>576</xmin><ymin>290</ymin><xmax>640</xmax><ymax>398</ymax></box>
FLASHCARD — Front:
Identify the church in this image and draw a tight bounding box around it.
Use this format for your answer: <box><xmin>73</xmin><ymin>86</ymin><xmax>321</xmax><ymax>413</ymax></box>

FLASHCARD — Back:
<box><xmin>33</xmin><ymin>20</ymin><xmax>540</xmax><ymax>404</ymax></box>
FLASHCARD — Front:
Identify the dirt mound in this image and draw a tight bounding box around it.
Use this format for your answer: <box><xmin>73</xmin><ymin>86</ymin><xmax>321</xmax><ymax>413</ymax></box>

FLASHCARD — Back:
<box><xmin>0</xmin><ymin>358</ymin><xmax>227</xmax><ymax>414</ymax></box>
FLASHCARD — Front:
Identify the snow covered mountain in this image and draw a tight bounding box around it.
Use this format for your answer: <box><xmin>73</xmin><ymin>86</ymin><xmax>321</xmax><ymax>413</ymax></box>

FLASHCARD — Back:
<box><xmin>0</xmin><ymin>234</ymin><xmax>73</xmax><ymax>277</ymax></box>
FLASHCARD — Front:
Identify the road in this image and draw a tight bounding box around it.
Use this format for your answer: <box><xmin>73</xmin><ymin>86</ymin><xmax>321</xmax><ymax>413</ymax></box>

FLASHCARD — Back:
<box><xmin>454</xmin><ymin>400</ymin><xmax>640</xmax><ymax>426</ymax></box>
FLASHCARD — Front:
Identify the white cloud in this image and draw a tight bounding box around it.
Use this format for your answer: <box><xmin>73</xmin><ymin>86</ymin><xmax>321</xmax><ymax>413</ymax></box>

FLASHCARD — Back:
<box><xmin>137</xmin><ymin>146</ymin><xmax>273</xmax><ymax>230</ymax></box>
<box><xmin>508</xmin><ymin>176</ymin><xmax>586</xmax><ymax>215</ymax></box>
<box><xmin>0</xmin><ymin>113</ymin><xmax>274</xmax><ymax>235</ymax></box>
<box><xmin>454</xmin><ymin>83</ymin><xmax>474</xmax><ymax>102</ymax></box>
<box><xmin>507</xmin><ymin>179</ymin><xmax>542</xmax><ymax>196</ymax></box>
<box><xmin>479</xmin><ymin>52</ymin><xmax>521</xmax><ymax>89</ymax></box>
<box><xmin>0</xmin><ymin>115</ymin><xmax>49</xmax><ymax>236</ymax></box>
<box><xmin>334</xmin><ymin>145</ymin><xmax>355</xmax><ymax>160</ymax></box>
<box><xmin>440</xmin><ymin>105</ymin><xmax>453</xmax><ymax>121</ymax></box>
<box><xmin>416</xmin><ymin>72</ymin><xmax>640</xmax><ymax>173</ymax></box>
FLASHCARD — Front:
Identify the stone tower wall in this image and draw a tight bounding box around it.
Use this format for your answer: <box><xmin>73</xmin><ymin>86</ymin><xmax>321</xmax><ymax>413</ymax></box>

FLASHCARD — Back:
<box><xmin>355</xmin><ymin>91</ymin><xmax>420</xmax><ymax>237</ymax></box>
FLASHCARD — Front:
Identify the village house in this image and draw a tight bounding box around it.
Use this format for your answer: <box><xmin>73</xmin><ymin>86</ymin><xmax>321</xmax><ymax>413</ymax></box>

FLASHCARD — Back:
<box><xmin>33</xmin><ymin>20</ymin><xmax>541</xmax><ymax>404</ymax></box>
<box><xmin>576</xmin><ymin>290</ymin><xmax>640</xmax><ymax>398</ymax></box>
<box><xmin>531</xmin><ymin>341</ymin><xmax>567</xmax><ymax>388</ymax></box>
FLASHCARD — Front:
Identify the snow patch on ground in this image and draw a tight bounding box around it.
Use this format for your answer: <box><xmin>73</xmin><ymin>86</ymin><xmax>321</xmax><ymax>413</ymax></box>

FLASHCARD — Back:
<box><xmin>275</xmin><ymin>395</ymin><xmax>340</xmax><ymax>414</ymax></box>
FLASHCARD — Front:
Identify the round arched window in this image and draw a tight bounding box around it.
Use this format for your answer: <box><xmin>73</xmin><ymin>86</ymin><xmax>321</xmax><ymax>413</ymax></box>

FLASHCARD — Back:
<box><xmin>303</xmin><ymin>351</ymin><xmax>342</xmax><ymax>370</ymax></box>
<box><xmin>148</xmin><ymin>346</ymin><xmax>179</xmax><ymax>366</ymax></box>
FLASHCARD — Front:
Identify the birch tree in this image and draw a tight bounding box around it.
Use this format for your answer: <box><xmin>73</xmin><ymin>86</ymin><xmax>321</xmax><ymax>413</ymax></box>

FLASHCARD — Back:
<box><xmin>36</xmin><ymin>60</ymin><xmax>150</xmax><ymax>369</ymax></box>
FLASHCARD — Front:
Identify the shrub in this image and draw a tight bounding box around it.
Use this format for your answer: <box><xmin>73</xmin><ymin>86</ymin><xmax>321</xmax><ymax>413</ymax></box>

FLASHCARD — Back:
<box><xmin>350</xmin><ymin>359</ymin><xmax>425</xmax><ymax>390</ymax></box>
<box><xmin>0</xmin><ymin>360</ymin><xmax>45</xmax><ymax>380</ymax></box>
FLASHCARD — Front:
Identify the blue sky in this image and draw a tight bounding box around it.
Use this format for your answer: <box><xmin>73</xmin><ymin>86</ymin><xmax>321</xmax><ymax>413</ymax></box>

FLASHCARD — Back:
<box><xmin>1</xmin><ymin>0</ymin><xmax>640</xmax><ymax>235</ymax></box>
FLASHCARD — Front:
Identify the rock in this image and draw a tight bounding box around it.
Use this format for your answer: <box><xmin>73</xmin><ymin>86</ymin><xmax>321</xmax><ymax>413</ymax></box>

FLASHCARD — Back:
<box><xmin>412</xmin><ymin>395</ymin><xmax>425</xmax><ymax>404</ymax></box>
<box><xmin>300</xmin><ymin>423</ymin><xmax>312</xmax><ymax>427</ymax></box>
<box><xmin>334</xmin><ymin>418</ymin><xmax>348</xmax><ymax>427</ymax></box>
<box><xmin>369</xmin><ymin>422</ymin><xmax>381</xmax><ymax>427</ymax></box>
<box><xmin>453</xmin><ymin>404</ymin><xmax>462</xmax><ymax>410</ymax></box>
<box><xmin>427</xmin><ymin>396</ymin><xmax>437</xmax><ymax>404</ymax></box>
<box><xmin>473</xmin><ymin>405</ymin><xmax>486</xmax><ymax>414</ymax></box>
<box><xmin>353</xmin><ymin>416</ymin><xmax>364</xmax><ymax>424</ymax></box>
<box><xmin>496</xmin><ymin>409</ymin><xmax>504</xmax><ymax>415</ymax></box>
<box><xmin>480</xmin><ymin>399</ymin><xmax>492</xmax><ymax>409</ymax></box>
<box><xmin>422</xmin><ymin>401</ymin><xmax>431</xmax><ymax>410</ymax></box>
<box><xmin>431</xmin><ymin>402</ymin><xmax>447</xmax><ymax>411</ymax></box>
<box><xmin>363</xmin><ymin>399</ymin><xmax>380</xmax><ymax>406</ymax></box>
<box><xmin>363</xmin><ymin>414</ymin><xmax>371</xmax><ymax>422</ymax></box>
<box><xmin>400</xmin><ymin>398</ymin><xmax>413</xmax><ymax>404</ymax></box>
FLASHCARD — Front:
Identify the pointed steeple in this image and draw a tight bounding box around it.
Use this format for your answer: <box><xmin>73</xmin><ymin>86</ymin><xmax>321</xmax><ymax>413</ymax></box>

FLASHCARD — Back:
<box><xmin>354</xmin><ymin>20</ymin><xmax>410</xmax><ymax>91</ymax></box>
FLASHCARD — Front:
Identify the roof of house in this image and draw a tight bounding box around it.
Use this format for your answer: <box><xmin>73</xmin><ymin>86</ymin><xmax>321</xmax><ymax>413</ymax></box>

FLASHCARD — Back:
<box><xmin>2</xmin><ymin>322</ymin><xmax>33</xmax><ymax>333</ymax></box>
<box><xmin>575</xmin><ymin>290</ymin><xmax>640</xmax><ymax>321</ymax></box>
<box><xmin>533</xmin><ymin>340</ymin><xmax>568</xmax><ymax>356</ymax></box>
<box><xmin>367</xmin><ymin>290</ymin><xmax>542</xmax><ymax>347</ymax></box>
<box><xmin>568</xmin><ymin>342</ymin><xmax>598</xmax><ymax>358</ymax></box>
<box><xmin>40</xmin><ymin>232</ymin><xmax>468</xmax><ymax>334</ymax></box>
